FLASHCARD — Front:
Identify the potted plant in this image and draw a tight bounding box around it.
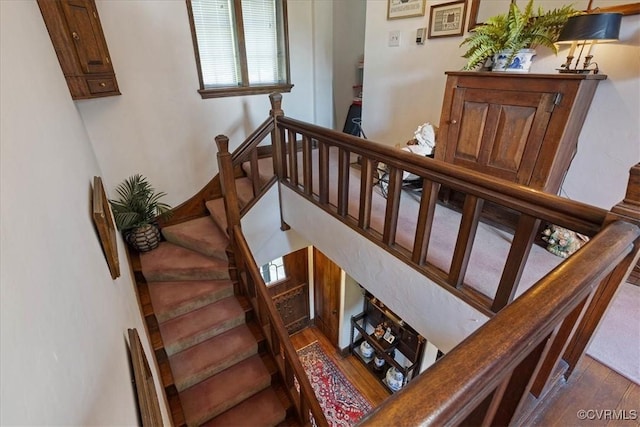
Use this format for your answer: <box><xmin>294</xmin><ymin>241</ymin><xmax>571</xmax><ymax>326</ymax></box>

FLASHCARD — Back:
<box><xmin>109</xmin><ymin>174</ymin><xmax>172</xmax><ymax>252</ymax></box>
<box><xmin>460</xmin><ymin>0</ymin><xmax>577</xmax><ymax>72</ymax></box>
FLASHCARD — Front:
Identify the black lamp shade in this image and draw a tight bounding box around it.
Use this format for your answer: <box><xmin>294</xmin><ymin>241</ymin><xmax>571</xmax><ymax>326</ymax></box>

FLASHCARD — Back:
<box><xmin>558</xmin><ymin>13</ymin><xmax>622</xmax><ymax>42</ymax></box>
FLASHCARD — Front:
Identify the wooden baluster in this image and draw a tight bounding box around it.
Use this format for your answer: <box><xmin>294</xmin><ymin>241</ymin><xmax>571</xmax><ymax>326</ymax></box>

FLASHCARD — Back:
<box><xmin>382</xmin><ymin>167</ymin><xmax>403</xmax><ymax>246</ymax></box>
<box><xmin>492</xmin><ymin>214</ymin><xmax>541</xmax><ymax>312</ymax></box>
<box><xmin>449</xmin><ymin>194</ymin><xmax>484</xmax><ymax>288</ymax></box>
<box><xmin>490</xmin><ymin>336</ymin><xmax>552</xmax><ymax>425</ymax></box>
<box><xmin>249</xmin><ymin>148</ymin><xmax>260</xmax><ymax>196</ymax></box>
<box><xmin>359</xmin><ymin>158</ymin><xmax>375</xmax><ymax>230</ymax></box>
<box><xmin>288</xmin><ymin>129</ymin><xmax>298</xmax><ymax>187</ymax></box>
<box><xmin>318</xmin><ymin>142</ymin><xmax>329</xmax><ymax>205</ymax></box>
<box><xmin>269</xmin><ymin>93</ymin><xmax>284</xmax><ymax>178</ymax></box>
<box><xmin>412</xmin><ymin>179</ymin><xmax>440</xmax><ymax>265</ymax></box>
<box><xmin>302</xmin><ymin>135</ymin><xmax>313</xmax><ymax>196</ymax></box>
<box><xmin>530</xmin><ymin>293</ymin><xmax>591</xmax><ymax>397</ymax></box>
<box><xmin>215</xmin><ymin>135</ymin><xmax>241</xmax><ymax>246</ymax></box>
<box><xmin>337</xmin><ymin>148</ymin><xmax>350</xmax><ymax>217</ymax></box>
<box><xmin>563</xmin><ymin>163</ymin><xmax>640</xmax><ymax>378</ymax></box>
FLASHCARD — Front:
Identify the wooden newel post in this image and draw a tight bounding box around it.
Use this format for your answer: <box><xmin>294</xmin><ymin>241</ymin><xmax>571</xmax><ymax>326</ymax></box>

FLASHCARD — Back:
<box><xmin>215</xmin><ymin>135</ymin><xmax>241</xmax><ymax>243</ymax></box>
<box><xmin>269</xmin><ymin>92</ymin><xmax>285</xmax><ymax>179</ymax></box>
<box><xmin>563</xmin><ymin>163</ymin><xmax>640</xmax><ymax>378</ymax></box>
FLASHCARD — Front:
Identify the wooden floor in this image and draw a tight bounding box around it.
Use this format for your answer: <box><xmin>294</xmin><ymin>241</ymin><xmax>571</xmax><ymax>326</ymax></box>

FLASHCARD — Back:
<box><xmin>291</xmin><ymin>326</ymin><xmax>639</xmax><ymax>426</ymax></box>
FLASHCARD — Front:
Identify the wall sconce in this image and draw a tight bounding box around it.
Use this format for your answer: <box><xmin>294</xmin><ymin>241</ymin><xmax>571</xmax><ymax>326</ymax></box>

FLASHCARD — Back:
<box><xmin>556</xmin><ymin>13</ymin><xmax>622</xmax><ymax>74</ymax></box>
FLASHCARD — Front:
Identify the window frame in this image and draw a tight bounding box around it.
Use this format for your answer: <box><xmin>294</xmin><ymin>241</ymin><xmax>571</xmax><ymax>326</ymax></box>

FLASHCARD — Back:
<box><xmin>186</xmin><ymin>0</ymin><xmax>293</xmax><ymax>99</ymax></box>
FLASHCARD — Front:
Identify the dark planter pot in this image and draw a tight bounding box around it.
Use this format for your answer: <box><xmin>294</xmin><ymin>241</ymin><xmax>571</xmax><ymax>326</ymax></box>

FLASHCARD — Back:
<box><xmin>125</xmin><ymin>224</ymin><xmax>161</xmax><ymax>252</ymax></box>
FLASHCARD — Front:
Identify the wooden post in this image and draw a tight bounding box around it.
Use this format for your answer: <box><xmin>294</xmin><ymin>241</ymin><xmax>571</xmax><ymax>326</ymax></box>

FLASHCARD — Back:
<box><xmin>269</xmin><ymin>92</ymin><xmax>284</xmax><ymax>178</ymax></box>
<box><xmin>269</xmin><ymin>92</ymin><xmax>290</xmax><ymax>231</ymax></box>
<box><xmin>563</xmin><ymin>163</ymin><xmax>640</xmax><ymax>378</ymax></box>
<box><xmin>215</xmin><ymin>135</ymin><xmax>241</xmax><ymax>244</ymax></box>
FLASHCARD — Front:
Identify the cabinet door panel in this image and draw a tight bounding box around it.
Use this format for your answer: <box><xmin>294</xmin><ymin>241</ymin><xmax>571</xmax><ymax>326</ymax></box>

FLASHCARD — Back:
<box><xmin>61</xmin><ymin>0</ymin><xmax>111</xmax><ymax>74</ymax></box>
<box><xmin>447</xmin><ymin>87</ymin><xmax>554</xmax><ymax>185</ymax></box>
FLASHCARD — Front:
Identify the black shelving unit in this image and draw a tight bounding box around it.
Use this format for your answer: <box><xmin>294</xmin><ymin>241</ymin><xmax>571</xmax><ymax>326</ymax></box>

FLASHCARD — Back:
<box><xmin>349</xmin><ymin>291</ymin><xmax>425</xmax><ymax>393</ymax></box>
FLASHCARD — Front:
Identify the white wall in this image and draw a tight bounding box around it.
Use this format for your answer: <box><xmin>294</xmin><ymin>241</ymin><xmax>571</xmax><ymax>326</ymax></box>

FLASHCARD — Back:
<box><xmin>78</xmin><ymin>0</ymin><xmax>331</xmax><ymax>207</ymax></box>
<box><xmin>333</xmin><ymin>0</ymin><xmax>367</xmax><ymax>131</ymax></box>
<box><xmin>281</xmin><ymin>187</ymin><xmax>488</xmax><ymax>353</ymax></box>
<box><xmin>0</xmin><ymin>1</ymin><xmax>170</xmax><ymax>425</ymax></box>
<box><xmin>362</xmin><ymin>1</ymin><xmax>640</xmax><ymax>209</ymax></box>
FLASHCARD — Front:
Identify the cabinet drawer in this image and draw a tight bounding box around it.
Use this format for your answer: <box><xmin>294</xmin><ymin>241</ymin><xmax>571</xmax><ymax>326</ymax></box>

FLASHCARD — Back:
<box><xmin>87</xmin><ymin>77</ymin><xmax>118</xmax><ymax>94</ymax></box>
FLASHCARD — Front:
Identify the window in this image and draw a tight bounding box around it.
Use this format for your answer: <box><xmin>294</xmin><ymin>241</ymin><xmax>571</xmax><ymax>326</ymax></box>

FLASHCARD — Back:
<box><xmin>260</xmin><ymin>257</ymin><xmax>286</xmax><ymax>285</ymax></box>
<box><xmin>187</xmin><ymin>0</ymin><xmax>293</xmax><ymax>98</ymax></box>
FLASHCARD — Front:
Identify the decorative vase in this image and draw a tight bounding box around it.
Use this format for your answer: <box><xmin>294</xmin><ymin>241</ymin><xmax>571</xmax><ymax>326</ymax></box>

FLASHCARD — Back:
<box><xmin>126</xmin><ymin>224</ymin><xmax>161</xmax><ymax>252</ymax></box>
<box><xmin>360</xmin><ymin>340</ymin><xmax>374</xmax><ymax>358</ymax></box>
<box><xmin>385</xmin><ymin>367</ymin><xmax>405</xmax><ymax>391</ymax></box>
<box><xmin>492</xmin><ymin>49</ymin><xmax>536</xmax><ymax>73</ymax></box>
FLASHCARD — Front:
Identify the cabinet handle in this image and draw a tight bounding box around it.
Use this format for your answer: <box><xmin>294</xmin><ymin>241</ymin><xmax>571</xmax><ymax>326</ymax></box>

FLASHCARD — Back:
<box><xmin>72</xmin><ymin>31</ymin><xmax>80</xmax><ymax>41</ymax></box>
<box><xmin>99</xmin><ymin>82</ymin><xmax>106</xmax><ymax>87</ymax></box>
<box><xmin>450</xmin><ymin>119</ymin><xmax>458</xmax><ymax>124</ymax></box>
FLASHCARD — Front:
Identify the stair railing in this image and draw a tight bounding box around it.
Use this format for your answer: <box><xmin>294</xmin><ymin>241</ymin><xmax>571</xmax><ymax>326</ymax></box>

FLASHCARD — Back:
<box><xmin>359</xmin><ymin>218</ymin><xmax>639</xmax><ymax>426</ymax></box>
<box><xmin>233</xmin><ymin>224</ymin><xmax>329</xmax><ymax>427</ymax></box>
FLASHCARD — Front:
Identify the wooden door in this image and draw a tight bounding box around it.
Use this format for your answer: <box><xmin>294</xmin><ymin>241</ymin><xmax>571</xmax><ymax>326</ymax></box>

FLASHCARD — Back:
<box><xmin>444</xmin><ymin>87</ymin><xmax>556</xmax><ymax>188</ymax></box>
<box><xmin>313</xmin><ymin>248</ymin><xmax>341</xmax><ymax>346</ymax></box>
<box><xmin>60</xmin><ymin>0</ymin><xmax>113</xmax><ymax>74</ymax></box>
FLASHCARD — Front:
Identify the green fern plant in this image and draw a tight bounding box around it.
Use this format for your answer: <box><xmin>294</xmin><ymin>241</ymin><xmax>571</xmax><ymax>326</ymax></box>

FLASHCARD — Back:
<box><xmin>109</xmin><ymin>174</ymin><xmax>172</xmax><ymax>232</ymax></box>
<box><xmin>460</xmin><ymin>0</ymin><xmax>577</xmax><ymax>70</ymax></box>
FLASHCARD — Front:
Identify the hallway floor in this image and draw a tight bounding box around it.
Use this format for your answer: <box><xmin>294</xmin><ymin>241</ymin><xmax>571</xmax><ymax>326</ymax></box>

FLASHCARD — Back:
<box><xmin>291</xmin><ymin>326</ymin><xmax>640</xmax><ymax>426</ymax></box>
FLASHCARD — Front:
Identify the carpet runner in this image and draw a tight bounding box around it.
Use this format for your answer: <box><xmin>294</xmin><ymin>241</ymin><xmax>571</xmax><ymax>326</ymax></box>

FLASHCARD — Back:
<box><xmin>297</xmin><ymin>341</ymin><xmax>373</xmax><ymax>426</ymax></box>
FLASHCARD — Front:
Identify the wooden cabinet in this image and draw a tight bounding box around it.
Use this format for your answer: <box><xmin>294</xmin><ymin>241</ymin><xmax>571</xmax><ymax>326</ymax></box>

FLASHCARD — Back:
<box><xmin>350</xmin><ymin>291</ymin><xmax>425</xmax><ymax>393</ymax></box>
<box><xmin>436</xmin><ymin>72</ymin><xmax>605</xmax><ymax>193</ymax></box>
<box><xmin>38</xmin><ymin>0</ymin><xmax>120</xmax><ymax>100</ymax></box>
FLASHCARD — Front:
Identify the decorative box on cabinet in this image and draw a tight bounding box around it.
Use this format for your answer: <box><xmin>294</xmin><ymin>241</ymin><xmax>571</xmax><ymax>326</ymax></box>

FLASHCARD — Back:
<box><xmin>38</xmin><ymin>0</ymin><xmax>120</xmax><ymax>100</ymax></box>
<box><xmin>349</xmin><ymin>291</ymin><xmax>425</xmax><ymax>393</ymax></box>
<box><xmin>436</xmin><ymin>71</ymin><xmax>605</xmax><ymax>193</ymax></box>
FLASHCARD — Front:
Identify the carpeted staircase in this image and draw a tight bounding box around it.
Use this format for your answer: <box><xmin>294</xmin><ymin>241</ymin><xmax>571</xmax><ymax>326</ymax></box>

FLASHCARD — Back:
<box><xmin>139</xmin><ymin>177</ymin><xmax>289</xmax><ymax>427</ymax></box>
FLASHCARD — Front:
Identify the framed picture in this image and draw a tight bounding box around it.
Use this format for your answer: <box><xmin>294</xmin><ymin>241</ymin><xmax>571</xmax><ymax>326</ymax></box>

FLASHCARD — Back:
<box><xmin>92</xmin><ymin>176</ymin><xmax>120</xmax><ymax>279</ymax></box>
<box><xmin>428</xmin><ymin>0</ymin><xmax>467</xmax><ymax>39</ymax></box>
<box><xmin>388</xmin><ymin>0</ymin><xmax>426</xmax><ymax>20</ymax></box>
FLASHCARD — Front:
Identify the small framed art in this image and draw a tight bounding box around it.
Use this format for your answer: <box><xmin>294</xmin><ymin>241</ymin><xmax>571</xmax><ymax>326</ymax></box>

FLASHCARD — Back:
<box><xmin>388</xmin><ymin>0</ymin><xmax>427</xmax><ymax>20</ymax></box>
<box><xmin>428</xmin><ymin>0</ymin><xmax>467</xmax><ymax>38</ymax></box>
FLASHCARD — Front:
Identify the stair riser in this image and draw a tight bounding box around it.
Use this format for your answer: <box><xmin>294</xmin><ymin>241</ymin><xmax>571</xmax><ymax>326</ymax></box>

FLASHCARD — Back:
<box><xmin>145</xmin><ymin>268</ymin><xmax>230</xmax><ymax>282</ymax></box>
<box><xmin>175</xmin><ymin>343</ymin><xmax>258</xmax><ymax>392</ymax></box>
<box><xmin>156</xmin><ymin>286</ymin><xmax>235</xmax><ymax>323</ymax></box>
<box><xmin>162</xmin><ymin>234</ymin><xmax>228</xmax><ymax>260</ymax></box>
<box><xmin>165</xmin><ymin>316</ymin><xmax>245</xmax><ymax>356</ymax></box>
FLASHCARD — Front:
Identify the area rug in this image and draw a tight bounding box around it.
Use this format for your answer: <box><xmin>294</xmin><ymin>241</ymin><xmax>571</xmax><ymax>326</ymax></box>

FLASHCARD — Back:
<box><xmin>297</xmin><ymin>341</ymin><xmax>372</xmax><ymax>426</ymax></box>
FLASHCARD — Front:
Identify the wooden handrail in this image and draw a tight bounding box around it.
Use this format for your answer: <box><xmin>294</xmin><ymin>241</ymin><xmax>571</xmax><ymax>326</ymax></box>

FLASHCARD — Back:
<box><xmin>359</xmin><ymin>220</ymin><xmax>640</xmax><ymax>426</ymax></box>
<box><xmin>277</xmin><ymin>116</ymin><xmax>607</xmax><ymax>236</ymax></box>
<box><xmin>233</xmin><ymin>225</ymin><xmax>329</xmax><ymax>427</ymax></box>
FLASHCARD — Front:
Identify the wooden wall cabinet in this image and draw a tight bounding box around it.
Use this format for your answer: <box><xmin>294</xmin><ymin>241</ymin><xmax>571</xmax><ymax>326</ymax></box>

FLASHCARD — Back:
<box><xmin>38</xmin><ymin>0</ymin><xmax>120</xmax><ymax>100</ymax></box>
<box><xmin>436</xmin><ymin>72</ymin><xmax>605</xmax><ymax>194</ymax></box>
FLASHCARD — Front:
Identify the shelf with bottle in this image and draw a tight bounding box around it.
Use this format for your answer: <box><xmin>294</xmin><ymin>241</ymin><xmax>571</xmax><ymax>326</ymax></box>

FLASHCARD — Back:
<box><xmin>349</xmin><ymin>291</ymin><xmax>425</xmax><ymax>393</ymax></box>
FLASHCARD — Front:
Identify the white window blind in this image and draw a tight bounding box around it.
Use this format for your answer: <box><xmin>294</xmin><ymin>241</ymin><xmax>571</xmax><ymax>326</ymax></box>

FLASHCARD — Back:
<box><xmin>190</xmin><ymin>0</ymin><xmax>286</xmax><ymax>89</ymax></box>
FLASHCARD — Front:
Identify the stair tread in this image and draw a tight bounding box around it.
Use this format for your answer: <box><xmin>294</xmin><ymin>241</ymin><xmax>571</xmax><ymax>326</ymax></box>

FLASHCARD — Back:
<box><xmin>159</xmin><ymin>296</ymin><xmax>245</xmax><ymax>356</ymax></box>
<box><xmin>201</xmin><ymin>387</ymin><xmax>287</xmax><ymax>427</ymax></box>
<box><xmin>170</xmin><ymin>324</ymin><xmax>258</xmax><ymax>392</ymax></box>
<box><xmin>242</xmin><ymin>158</ymin><xmax>275</xmax><ymax>187</ymax></box>
<box><xmin>162</xmin><ymin>216</ymin><xmax>229</xmax><ymax>259</ymax></box>
<box><xmin>180</xmin><ymin>354</ymin><xmax>272</xmax><ymax>426</ymax></box>
<box><xmin>148</xmin><ymin>280</ymin><xmax>234</xmax><ymax>323</ymax></box>
<box><xmin>205</xmin><ymin>177</ymin><xmax>256</xmax><ymax>235</ymax></box>
<box><xmin>140</xmin><ymin>242</ymin><xmax>230</xmax><ymax>282</ymax></box>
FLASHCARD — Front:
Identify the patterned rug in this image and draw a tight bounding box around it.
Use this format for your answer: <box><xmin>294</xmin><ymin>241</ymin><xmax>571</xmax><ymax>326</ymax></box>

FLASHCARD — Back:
<box><xmin>297</xmin><ymin>341</ymin><xmax>373</xmax><ymax>426</ymax></box>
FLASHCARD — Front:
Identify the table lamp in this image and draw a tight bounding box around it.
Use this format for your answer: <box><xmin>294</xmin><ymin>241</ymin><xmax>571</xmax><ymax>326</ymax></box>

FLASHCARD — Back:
<box><xmin>556</xmin><ymin>13</ymin><xmax>622</xmax><ymax>74</ymax></box>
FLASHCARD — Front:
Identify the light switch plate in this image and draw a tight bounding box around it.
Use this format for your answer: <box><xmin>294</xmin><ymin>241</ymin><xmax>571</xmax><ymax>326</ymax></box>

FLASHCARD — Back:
<box><xmin>388</xmin><ymin>31</ymin><xmax>400</xmax><ymax>47</ymax></box>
